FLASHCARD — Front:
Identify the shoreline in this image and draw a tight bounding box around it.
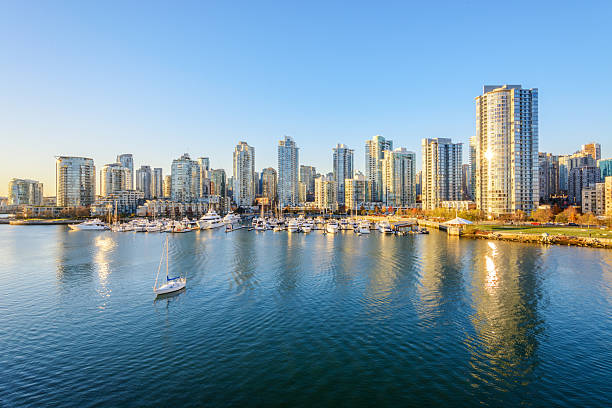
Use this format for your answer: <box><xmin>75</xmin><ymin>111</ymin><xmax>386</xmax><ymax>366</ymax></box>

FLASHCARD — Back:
<box><xmin>460</xmin><ymin>229</ymin><xmax>612</xmax><ymax>249</ymax></box>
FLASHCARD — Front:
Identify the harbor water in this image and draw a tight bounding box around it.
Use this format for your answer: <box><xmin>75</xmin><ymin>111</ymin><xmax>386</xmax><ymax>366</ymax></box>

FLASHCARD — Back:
<box><xmin>0</xmin><ymin>225</ymin><xmax>611</xmax><ymax>407</ymax></box>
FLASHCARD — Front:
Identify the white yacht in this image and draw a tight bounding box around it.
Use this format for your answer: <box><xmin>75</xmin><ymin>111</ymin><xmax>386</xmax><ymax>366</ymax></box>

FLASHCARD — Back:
<box><xmin>287</xmin><ymin>219</ymin><xmax>300</xmax><ymax>233</ymax></box>
<box><xmin>358</xmin><ymin>220</ymin><xmax>371</xmax><ymax>234</ymax></box>
<box><xmin>378</xmin><ymin>220</ymin><xmax>393</xmax><ymax>234</ymax></box>
<box><xmin>68</xmin><ymin>219</ymin><xmax>109</xmax><ymax>231</ymax></box>
<box><xmin>197</xmin><ymin>210</ymin><xmax>224</xmax><ymax>230</ymax></box>
<box><xmin>223</xmin><ymin>212</ymin><xmax>241</xmax><ymax>225</ymax></box>
<box><xmin>326</xmin><ymin>220</ymin><xmax>339</xmax><ymax>234</ymax></box>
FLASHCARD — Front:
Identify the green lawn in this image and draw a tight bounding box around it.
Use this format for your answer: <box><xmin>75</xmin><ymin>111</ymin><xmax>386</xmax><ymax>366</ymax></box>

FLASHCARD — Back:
<box><xmin>465</xmin><ymin>225</ymin><xmax>612</xmax><ymax>239</ymax></box>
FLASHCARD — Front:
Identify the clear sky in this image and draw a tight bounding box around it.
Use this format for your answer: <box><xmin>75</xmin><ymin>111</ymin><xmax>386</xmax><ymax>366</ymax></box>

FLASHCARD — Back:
<box><xmin>1</xmin><ymin>0</ymin><xmax>611</xmax><ymax>196</ymax></box>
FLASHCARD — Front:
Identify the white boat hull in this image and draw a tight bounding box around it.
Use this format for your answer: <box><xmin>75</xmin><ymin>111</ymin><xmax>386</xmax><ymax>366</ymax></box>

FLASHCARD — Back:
<box><xmin>154</xmin><ymin>279</ymin><xmax>186</xmax><ymax>295</ymax></box>
<box><xmin>68</xmin><ymin>224</ymin><xmax>108</xmax><ymax>231</ymax></box>
<box><xmin>326</xmin><ymin>225</ymin><xmax>339</xmax><ymax>234</ymax></box>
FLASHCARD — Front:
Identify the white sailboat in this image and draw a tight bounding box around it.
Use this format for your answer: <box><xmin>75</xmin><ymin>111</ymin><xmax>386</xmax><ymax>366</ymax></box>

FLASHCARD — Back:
<box><xmin>153</xmin><ymin>236</ymin><xmax>186</xmax><ymax>296</ymax></box>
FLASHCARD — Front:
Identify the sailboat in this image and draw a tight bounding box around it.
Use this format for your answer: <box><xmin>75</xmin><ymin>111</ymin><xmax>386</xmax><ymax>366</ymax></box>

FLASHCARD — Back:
<box><xmin>153</xmin><ymin>236</ymin><xmax>186</xmax><ymax>296</ymax></box>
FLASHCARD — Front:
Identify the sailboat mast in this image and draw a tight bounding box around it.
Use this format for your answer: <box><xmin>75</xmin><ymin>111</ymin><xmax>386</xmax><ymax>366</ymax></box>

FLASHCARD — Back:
<box><xmin>166</xmin><ymin>235</ymin><xmax>169</xmax><ymax>280</ymax></box>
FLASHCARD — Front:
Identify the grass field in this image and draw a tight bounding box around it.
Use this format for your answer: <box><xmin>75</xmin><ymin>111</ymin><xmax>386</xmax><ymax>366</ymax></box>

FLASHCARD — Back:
<box><xmin>465</xmin><ymin>225</ymin><xmax>612</xmax><ymax>239</ymax></box>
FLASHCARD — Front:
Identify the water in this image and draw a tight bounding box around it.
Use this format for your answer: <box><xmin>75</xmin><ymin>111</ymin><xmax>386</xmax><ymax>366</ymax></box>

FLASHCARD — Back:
<box><xmin>0</xmin><ymin>226</ymin><xmax>611</xmax><ymax>407</ymax></box>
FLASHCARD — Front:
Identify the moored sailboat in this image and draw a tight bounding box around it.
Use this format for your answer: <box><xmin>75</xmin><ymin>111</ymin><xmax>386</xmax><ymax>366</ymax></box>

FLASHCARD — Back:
<box><xmin>153</xmin><ymin>236</ymin><xmax>186</xmax><ymax>296</ymax></box>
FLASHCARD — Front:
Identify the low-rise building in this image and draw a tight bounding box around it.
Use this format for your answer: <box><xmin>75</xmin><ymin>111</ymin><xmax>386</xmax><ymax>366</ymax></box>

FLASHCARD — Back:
<box><xmin>605</xmin><ymin>176</ymin><xmax>612</xmax><ymax>216</ymax></box>
<box><xmin>91</xmin><ymin>190</ymin><xmax>145</xmax><ymax>216</ymax></box>
<box><xmin>441</xmin><ymin>200</ymin><xmax>477</xmax><ymax>211</ymax></box>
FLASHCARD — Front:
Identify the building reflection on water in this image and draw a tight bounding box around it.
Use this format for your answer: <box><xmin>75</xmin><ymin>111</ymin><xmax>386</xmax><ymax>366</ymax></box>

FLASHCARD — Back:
<box><xmin>466</xmin><ymin>241</ymin><xmax>545</xmax><ymax>396</ymax></box>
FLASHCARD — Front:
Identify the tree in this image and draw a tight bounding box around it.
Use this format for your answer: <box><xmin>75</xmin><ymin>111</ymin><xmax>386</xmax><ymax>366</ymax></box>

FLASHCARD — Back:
<box><xmin>531</xmin><ymin>208</ymin><xmax>553</xmax><ymax>223</ymax></box>
<box><xmin>513</xmin><ymin>210</ymin><xmax>526</xmax><ymax>222</ymax></box>
<box><xmin>578</xmin><ymin>212</ymin><xmax>597</xmax><ymax>226</ymax></box>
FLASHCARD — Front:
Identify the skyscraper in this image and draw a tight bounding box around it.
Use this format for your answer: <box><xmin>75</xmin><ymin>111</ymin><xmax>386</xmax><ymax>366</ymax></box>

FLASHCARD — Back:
<box><xmin>197</xmin><ymin>157</ymin><xmax>211</xmax><ymax>197</ymax></box>
<box><xmin>56</xmin><ymin>156</ymin><xmax>96</xmax><ymax>207</ymax></box>
<box><xmin>171</xmin><ymin>153</ymin><xmax>200</xmax><ymax>202</ymax></box>
<box><xmin>233</xmin><ymin>142</ymin><xmax>255</xmax><ymax>207</ymax></box>
<box><xmin>461</xmin><ymin>164</ymin><xmax>471</xmax><ymax>200</ymax></box>
<box><xmin>8</xmin><ymin>179</ymin><xmax>43</xmax><ymax>205</ymax></box>
<box><xmin>163</xmin><ymin>175</ymin><xmax>172</xmax><ymax>198</ymax></box>
<box><xmin>568</xmin><ymin>166</ymin><xmax>600</xmax><ymax>204</ymax></box>
<box><xmin>332</xmin><ymin>143</ymin><xmax>354</xmax><ymax>207</ymax></box>
<box><xmin>581</xmin><ymin>143</ymin><xmax>601</xmax><ymax>162</ymax></box>
<box><xmin>100</xmin><ymin>163</ymin><xmax>130</xmax><ymax>196</ymax></box>
<box><xmin>210</xmin><ymin>169</ymin><xmax>227</xmax><ymax>198</ymax></box>
<box><xmin>116</xmin><ymin>154</ymin><xmax>134</xmax><ymax>189</ymax></box>
<box><xmin>469</xmin><ymin>136</ymin><xmax>477</xmax><ymax>199</ymax></box>
<box><xmin>421</xmin><ymin>138</ymin><xmax>462</xmax><ymax>210</ymax></box>
<box><xmin>365</xmin><ymin>135</ymin><xmax>392</xmax><ymax>202</ymax></box>
<box><xmin>597</xmin><ymin>158</ymin><xmax>612</xmax><ymax>180</ymax></box>
<box><xmin>136</xmin><ymin>165</ymin><xmax>152</xmax><ymax>199</ymax></box>
<box><xmin>538</xmin><ymin>153</ymin><xmax>559</xmax><ymax>202</ymax></box>
<box><xmin>152</xmin><ymin>168</ymin><xmax>163</xmax><ymax>198</ymax></box>
<box><xmin>381</xmin><ymin>148</ymin><xmax>416</xmax><ymax>207</ymax></box>
<box><xmin>277</xmin><ymin>136</ymin><xmax>299</xmax><ymax>207</ymax></box>
<box><xmin>314</xmin><ymin>175</ymin><xmax>336</xmax><ymax>211</ymax></box>
<box><xmin>261</xmin><ymin>167</ymin><xmax>277</xmax><ymax>204</ymax></box>
<box><xmin>475</xmin><ymin>85</ymin><xmax>539</xmax><ymax>215</ymax></box>
<box><xmin>345</xmin><ymin>172</ymin><xmax>369</xmax><ymax>211</ymax></box>
<box><xmin>299</xmin><ymin>165</ymin><xmax>316</xmax><ymax>202</ymax></box>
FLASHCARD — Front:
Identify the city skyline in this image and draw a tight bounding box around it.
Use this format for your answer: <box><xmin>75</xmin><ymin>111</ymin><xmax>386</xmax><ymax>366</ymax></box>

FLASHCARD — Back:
<box><xmin>1</xmin><ymin>2</ymin><xmax>612</xmax><ymax>196</ymax></box>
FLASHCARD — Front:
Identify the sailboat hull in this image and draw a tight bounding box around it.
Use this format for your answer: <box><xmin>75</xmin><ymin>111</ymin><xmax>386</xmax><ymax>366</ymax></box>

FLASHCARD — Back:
<box><xmin>154</xmin><ymin>279</ymin><xmax>186</xmax><ymax>295</ymax></box>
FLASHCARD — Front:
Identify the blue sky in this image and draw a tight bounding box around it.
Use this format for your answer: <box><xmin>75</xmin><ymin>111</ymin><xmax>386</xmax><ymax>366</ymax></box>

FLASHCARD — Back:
<box><xmin>1</xmin><ymin>1</ymin><xmax>611</xmax><ymax>195</ymax></box>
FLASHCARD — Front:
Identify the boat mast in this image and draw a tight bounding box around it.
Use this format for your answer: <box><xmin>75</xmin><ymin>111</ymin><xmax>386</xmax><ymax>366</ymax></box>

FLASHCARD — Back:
<box><xmin>166</xmin><ymin>235</ymin><xmax>169</xmax><ymax>280</ymax></box>
<box><xmin>154</xmin><ymin>236</ymin><xmax>165</xmax><ymax>290</ymax></box>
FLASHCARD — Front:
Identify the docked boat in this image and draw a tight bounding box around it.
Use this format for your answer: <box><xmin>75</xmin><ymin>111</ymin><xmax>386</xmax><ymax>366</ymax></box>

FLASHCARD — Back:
<box><xmin>197</xmin><ymin>210</ymin><xmax>224</xmax><ymax>230</ymax></box>
<box><xmin>153</xmin><ymin>236</ymin><xmax>186</xmax><ymax>296</ymax></box>
<box><xmin>326</xmin><ymin>220</ymin><xmax>339</xmax><ymax>234</ymax></box>
<box><xmin>287</xmin><ymin>219</ymin><xmax>300</xmax><ymax>233</ymax></box>
<box><xmin>223</xmin><ymin>212</ymin><xmax>241</xmax><ymax>225</ymax></box>
<box><xmin>358</xmin><ymin>220</ymin><xmax>371</xmax><ymax>234</ymax></box>
<box><xmin>68</xmin><ymin>219</ymin><xmax>109</xmax><ymax>231</ymax></box>
<box><xmin>254</xmin><ymin>219</ymin><xmax>267</xmax><ymax>231</ymax></box>
<box><xmin>378</xmin><ymin>220</ymin><xmax>394</xmax><ymax>234</ymax></box>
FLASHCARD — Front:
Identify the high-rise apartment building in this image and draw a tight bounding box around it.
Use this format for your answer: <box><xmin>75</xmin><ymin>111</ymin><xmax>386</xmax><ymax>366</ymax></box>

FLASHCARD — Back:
<box><xmin>581</xmin><ymin>183</ymin><xmax>605</xmax><ymax>215</ymax></box>
<box><xmin>116</xmin><ymin>154</ymin><xmax>134</xmax><ymax>189</ymax></box>
<box><xmin>163</xmin><ymin>175</ymin><xmax>172</xmax><ymax>198</ymax></box>
<box><xmin>469</xmin><ymin>136</ymin><xmax>477</xmax><ymax>199</ymax></box>
<box><xmin>100</xmin><ymin>163</ymin><xmax>130</xmax><ymax>196</ymax></box>
<box><xmin>421</xmin><ymin>138</ymin><xmax>462</xmax><ymax>210</ymax></box>
<box><xmin>381</xmin><ymin>147</ymin><xmax>416</xmax><ymax>207</ymax></box>
<box><xmin>210</xmin><ymin>169</ymin><xmax>227</xmax><ymax>198</ymax></box>
<box><xmin>152</xmin><ymin>168</ymin><xmax>163</xmax><ymax>198</ymax></box>
<box><xmin>233</xmin><ymin>142</ymin><xmax>255</xmax><ymax>207</ymax></box>
<box><xmin>314</xmin><ymin>175</ymin><xmax>336</xmax><ymax>211</ymax></box>
<box><xmin>345</xmin><ymin>172</ymin><xmax>369</xmax><ymax>211</ymax></box>
<box><xmin>136</xmin><ymin>165</ymin><xmax>152</xmax><ymax>199</ymax></box>
<box><xmin>277</xmin><ymin>136</ymin><xmax>299</xmax><ymax>207</ymax></box>
<box><xmin>56</xmin><ymin>156</ymin><xmax>96</xmax><ymax>207</ymax></box>
<box><xmin>8</xmin><ymin>179</ymin><xmax>43</xmax><ymax>205</ymax></box>
<box><xmin>171</xmin><ymin>153</ymin><xmax>200</xmax><ymax>202</ymax></box>
<box><xmin>261</xmin><ymin>167</ymin><xmax>277</xmax><ymax>204</ymax></box>
<box><xmin>332</xmin><ymin>144</ymin><xmax>354</xmax><ymax>207</ymax></box>
<box><xmin>605</xmin><ymin>177</ymin><xmax>612</xmax><ymax>216</ymax></box>
<box><xmin>299</xmin><ymin>165</ymin><xmax>316</xmax><ymax>202</ymax></box>
<box><xmin>538</xmin><ymin>153</ymin><xmax>559</xmax><ymax>202</ymax></box>
<box><xmin>558</xmin><ymin>152</ymin><xmax>594</xmax><ymax>192</ymax></box>
<box><xmin>365</xmin><ymin>135</ymin><xmax>392</xmax><ymax>202</ymax></box>
<box><xmin>581</xmin><ymin>143</ymin><xmax>601</xmax><ymax>162</ymax></box>
<box><xmin>598</xmin><ymin>158</ymin><xmax>612</xmax><ymax>180</ymax></box>
<box><xmin>197</xmin><ymin>157</ymin><xmax>211</xmax><ymax>197</ymax></box>
<box><xmin>461</xmin><ymin>164</ymin><xmax>472</xmax><ymax>200</ymax></box>
<box><xmin>475</xmin><ymin>85</ymin><xmax>539</xmax><ymax>215</ymax></box>
<box><xmin>568</xmin><ymin>166</ymin><xmax>600</xmax><ymax>204</ymax></box>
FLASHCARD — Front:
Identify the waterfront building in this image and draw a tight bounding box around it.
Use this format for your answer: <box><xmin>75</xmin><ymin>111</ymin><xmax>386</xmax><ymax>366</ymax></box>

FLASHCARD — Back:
<box><xmin>606</xmin><ymin>177</ymin><xmax>612</xmax><ymax>215</ymax></box>
<box><xmin>421</xmin><ymin>138</ymin><xmax>462</xmax><ymax>210</ymax></box>
<box><xmin>152</xmin><ymin>168</ymin><xmax>163</xmax><ymax>198</ymax></box>
<box><xmin>100</xmin><ymin>163</ymin><xmax>130</xmax><ymax>196</ymax></box>
<box><xmin>210</xmin><ymin>169</ymin><xmax>227</xmax><ymax>198</ymax></box>
<box><xmin>299</xmin><ymin>165</ymin><xmax>316</xmax><ymax>202</ymax></box>
<box><xmin>559</xmin><ymin>152</ymin><xmax>595</xmax><ymax>192</ymax></box>
<box><xmin>277</xmin><ymin>136</ymin><xmax>299</xmax><ymax>207</ymax></box>
<box><xmin>415</xmin><ymin>170</ymin><xmax>422</xmax><ymax>198</ymax></box>
<box><xmin>345</xmin><ymin>172</ymin><xmax>369</xmax><ymax>211</ymax></box>
<box><xmin>163</xmin><ymin>175</ymin><xmax>172</xmax><ymax>198</ymax></box>
<box><xmin>365</xmin><ymin>135</ymin><xmax>393</xmax><ymax>202</ymax></box>
<box><xmin>538</xmin><ymin>153</ymin><xmax>560</xmax><ymax>202</ymax></box>
<box><xmin>171</xmin><ymin>153</ymin><xmax>200</xmax><ymax>202</ymax></box>
<box><xmin>198</xmin><ymin>157</ymin><xmax>211</xmax><ymax>197</ymax></box>
<box><xmin>314</xmin><ymin>175</ymin><xmax>336</xmax><ymax>211</ymax></box>
<box><xmin>568</xmin><ymin>166</ymin><xmax>600</xmax><ymax>204</ymax></box>
<box><xmin>441</xmin><ymin>200</ymin><xmax>477</xmax><ymax>211</ymax></box>
<box><xmin>469</xmin><ymin>136</ymin><xmax>477</xmax><ymax>199</ymax></box>
<box><xmin>233</xmin><ymin>142</ymin><xmax>256</xmax><ymax>207</ymax></box>
<box><xmin>8</xmin><ymin>178</ymin><xmax>43</xmax><ymax>205</ymax></box>
<box><xmin>42</xmin><ymin>196</ymin><xmax>56</xmax><ymax>206</ymax></box>
<box><xmin>332</xmin><ymin>143</ymin><xmax>354</xmax><ymax>207</ymax></box>
<box><xmin>136</xmin><ymin>165</ymin><xmax>152</xmax><ymax>199</ymax></box>
<box><xmin>598</xmin><ymin>158</ymin><xmax>612</xmax><ymax>180</ymax></box>
<box><xmin>90</xmin><ymin>190</ymin><xmax>145</xmax><ymax>216</ymax></box>
<box><xmin>381</xmin><ymin>147</ymin><xmax>416</xmax><ymax>207</ymax></box>
<box><xmin>56</xmin><ymin>156</ymin><xmax>96</xmax><ymax>207</ymax></box>
<box><xmin>116</xmin><ymin>154</ymin><xmax>134</xmax><ymax>189</ymax></box>
<box><xmin>261</xmin><ymin>167</ymin><xmax>277</xmax><ymax>204</ymax></box>
<box><xmin>581</xmin><ymin>142</ymin><xmax>601</xmax><ymax>162</ymax></box>
<box><xmin>461</xmin><ymin>164</ymin><xmax>472</xmax><ymax>200</ymax></box>
<box><xmin>475</xmin><ymin>85</ymin><xmax>539</xmax><ymax>215</ymax></box>
<box><xmin>581</xmin><ymin>183</ymin><xmax>605</xmax><ymax>216</ymax></box>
